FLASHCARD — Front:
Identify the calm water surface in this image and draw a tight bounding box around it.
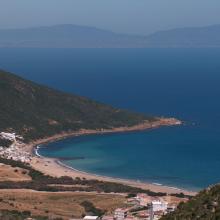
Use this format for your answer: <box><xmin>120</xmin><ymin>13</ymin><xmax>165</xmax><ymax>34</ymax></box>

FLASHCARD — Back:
<box><xmin>0</xmin><ymin>48</ymin><xmax>220</xmax><ymax>190</ymax></box>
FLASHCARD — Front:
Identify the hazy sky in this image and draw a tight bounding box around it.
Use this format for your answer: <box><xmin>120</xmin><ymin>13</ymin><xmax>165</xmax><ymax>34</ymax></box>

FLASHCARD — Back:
<box><xmin>1</xmin><ymin>0</ymin><xmax>220</xmax><ymax>35</ymax></box>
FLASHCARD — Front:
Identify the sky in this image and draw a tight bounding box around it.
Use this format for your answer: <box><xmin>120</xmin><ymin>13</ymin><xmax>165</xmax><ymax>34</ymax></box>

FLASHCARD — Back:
<box><xmin>1</xmin><ymin>0</ymin><xmax>220</xmax><ymax>35</ymax></box>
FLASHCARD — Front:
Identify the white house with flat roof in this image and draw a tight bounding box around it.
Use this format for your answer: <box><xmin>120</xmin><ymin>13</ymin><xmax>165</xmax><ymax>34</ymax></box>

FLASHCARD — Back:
<box><xmin>151</xmin><ymin>200</ymin><xmax>168</xmax><ymax>212</ymax></box>
<box><xmin>114</xmin><ymin>208</ymin><xmax>128</xmax><ymax>220</ymax></box>
<box><xmin>0</xmin><ymin>132</ymin><xmax>16</xmax><ymax>142</ymax></box>
<box><xmin>83</xmin><ymin>216</ymin><xmax>100</xmax><ymax>220</ymax></box>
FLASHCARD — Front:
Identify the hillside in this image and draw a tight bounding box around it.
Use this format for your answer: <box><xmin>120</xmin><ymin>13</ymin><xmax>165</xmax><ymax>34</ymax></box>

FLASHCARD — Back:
<box><xmin>0</xmin><ymin>70</ymin><xmax>155</xmax><ymax>141</ymax></box>
<box><xmin>161</xmin><ymin>184</ymin><xmax>220</xmax><ymax>220</ymax></box>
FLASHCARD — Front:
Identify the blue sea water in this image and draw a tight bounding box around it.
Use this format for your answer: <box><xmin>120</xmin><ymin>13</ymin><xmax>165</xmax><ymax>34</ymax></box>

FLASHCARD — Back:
<box><xmin>0</xmin><ymin>48</ymin><xmax>220</xmax><ymax>190</ymax></box>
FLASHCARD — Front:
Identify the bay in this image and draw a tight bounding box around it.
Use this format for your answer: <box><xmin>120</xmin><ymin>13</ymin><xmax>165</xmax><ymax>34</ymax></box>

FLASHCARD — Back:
<box><xmin>1</xmin><ymin>48</ymin><xmax>220</xmax><ymax>190</ymax></box>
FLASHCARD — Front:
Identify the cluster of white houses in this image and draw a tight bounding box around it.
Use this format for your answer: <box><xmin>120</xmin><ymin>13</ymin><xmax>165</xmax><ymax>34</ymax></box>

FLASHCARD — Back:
<box><xmin>77</xmin><ymin>194</ymin><xmax>176</xmax><ymax>220</ymax></box>
<box><xmin>0</xmin><ymin>132</ymin><xmax>23</xmax><ymax>142</ymax></box>
<box><xmin>0</xmin><ymin>132</ymin><xmax>176</xmax><ymax>220</ymax></box>
<box><xmin>0</xmin><ymin>132</ymin><xmax>32</xmax><ymax>163</ymax></box>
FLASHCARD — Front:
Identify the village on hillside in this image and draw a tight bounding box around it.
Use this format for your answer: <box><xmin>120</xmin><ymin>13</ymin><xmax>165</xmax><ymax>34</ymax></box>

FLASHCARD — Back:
<box><xmin>101</xmin><ymin>193</ymin><xmax>178</xmax><ymax>220</ymax></box>
<box><xmin>0</xmin><ymin>132</ymin><xmax>32</xmax><ymax>163</ymax></box>
<box><xmin>22</xmin><ymin>193</ymin><xmax>180</xmax><ymax>220</ymax></box>
<box><xmin>0</xmin><ymin>132</ymin><xmax>186</xmax><ymax>220</ymax></box>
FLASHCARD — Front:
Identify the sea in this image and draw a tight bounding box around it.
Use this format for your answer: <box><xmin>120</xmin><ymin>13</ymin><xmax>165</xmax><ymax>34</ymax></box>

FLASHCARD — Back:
<box><xmin>1</xmin><ymin>48</ymin><xmax>220</xmax><ymax>191</ymax></box>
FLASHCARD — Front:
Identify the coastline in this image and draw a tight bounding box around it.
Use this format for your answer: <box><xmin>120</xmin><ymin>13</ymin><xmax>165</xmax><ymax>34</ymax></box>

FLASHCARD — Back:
<box><xmin>26</xmin><ymin>118</ymin><xmax>196</xmax><ymax>196</ymax></box>
<box><xmin>28</xmin><ymin>117</ymin><xmax>182</xmax><ymax>153</ymax></box>
<box><xmin>31</xmin><ymin>150</ymin><xmax>196</xmax><ymax>196</ymax></box>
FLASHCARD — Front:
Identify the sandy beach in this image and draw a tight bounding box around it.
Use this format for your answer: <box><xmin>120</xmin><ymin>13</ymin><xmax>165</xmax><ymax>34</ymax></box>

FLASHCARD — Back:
<box><xmin>26</xmin><ymin>118</ymin><xmax>196</xmax><ymax>196</ymax></box>
<box><xmin>31</xmin><ymin>155</ymin><xmax>196</xmax><ymax>196</ymax></box>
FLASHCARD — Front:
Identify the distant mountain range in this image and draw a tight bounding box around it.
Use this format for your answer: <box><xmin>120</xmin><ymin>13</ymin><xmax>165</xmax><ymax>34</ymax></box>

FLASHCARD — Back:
<box><xmin>0</xmin><ymin>24</ymin><xmax>146</xmax><ymax>48</ymax></box>
<box><xmin>146</xmin><ymin>24</ymin><xmax>220</xmax><ymax>47</ymax></box>
<box><xmin>1</xmin><ymin>24</ymin><xmax>220</xmax><ymax>48</ymax></box>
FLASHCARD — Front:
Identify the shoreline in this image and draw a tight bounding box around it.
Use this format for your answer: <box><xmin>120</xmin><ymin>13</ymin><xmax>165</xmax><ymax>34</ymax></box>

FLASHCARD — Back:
<box><xmin>28</xmin><ymin>117</ymin><xmax>182</xmax><ymax>153</ymax></box>
<box><xmin>55</xmin><ymin>156</ymin><xmax>196</xmax><ymax>193</ymax></box>
<box><xmin>35</xmin><ymin>146</ymin><xmax>197</xmax><ymax>196</ymax></box>
<box><xmin>26</xmin><ymin>118</ymin><xmax>196</xmax><ymax>196</ymax></box>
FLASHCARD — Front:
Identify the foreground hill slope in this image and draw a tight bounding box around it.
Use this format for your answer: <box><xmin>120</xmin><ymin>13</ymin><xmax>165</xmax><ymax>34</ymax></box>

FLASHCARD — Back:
<box><xmin>161</xmin><ymin>184</ymin><xmax>220</xmax><ymax>220</ymax></box>
<box><xmin>0</xmin><ymin>70</ymin><xmax>154</xmax><ymax>141</ymax></box>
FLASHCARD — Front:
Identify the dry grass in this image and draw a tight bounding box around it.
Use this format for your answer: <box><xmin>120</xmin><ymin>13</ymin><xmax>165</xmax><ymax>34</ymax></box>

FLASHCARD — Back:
<box><xmin>0</xmin><ymin>163</ymin><xmax>31</xmax><ymax>182</ymax></box>
<box><xmin>0</xmin><ymin>189</ymin><xmax>126</xmax><ymax>219</ymax></box>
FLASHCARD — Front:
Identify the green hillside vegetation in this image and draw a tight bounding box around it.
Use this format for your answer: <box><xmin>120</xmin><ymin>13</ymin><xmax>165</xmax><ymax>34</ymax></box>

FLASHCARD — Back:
<box><xmin>0</xmin><ymin>70</ymin><xmax>155</xmax><ymax>141</ymax></box>
<box><xmin>161</xmin><ymin>184</ymin><xmax>220</xmax><ymax>220</ymax></box>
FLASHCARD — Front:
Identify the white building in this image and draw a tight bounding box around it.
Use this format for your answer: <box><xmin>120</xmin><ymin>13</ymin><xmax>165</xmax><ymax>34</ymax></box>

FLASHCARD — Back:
<box><xmin>83</xmin><ymin>216</ymin><xmax>100</xmax><ymax>220</ymax></box>
<box><xmin>167</xmin><ymin>205</ymin><xmax>176</xmax><ymax>213</ymax></box>
<box><xmin>151</xmin><ymin>200</ymin><xmax>168</xmax><ymax>212</ymax></box>
<box><xmin>0</xmin><ymin>132</ymin><xmax>16</xmax><ymax>142</ymax></box>
<box><xmin>114</xmin><ymin>208</ymin><xmax>128</xmax><ymax>220</ymax></box>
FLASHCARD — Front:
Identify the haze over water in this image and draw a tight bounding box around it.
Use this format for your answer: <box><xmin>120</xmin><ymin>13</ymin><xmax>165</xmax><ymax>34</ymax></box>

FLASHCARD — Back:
<box><xmin>1</xmin><ymin>48</ymin><xmax>220</xmax><ymax>190</ymax></box>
